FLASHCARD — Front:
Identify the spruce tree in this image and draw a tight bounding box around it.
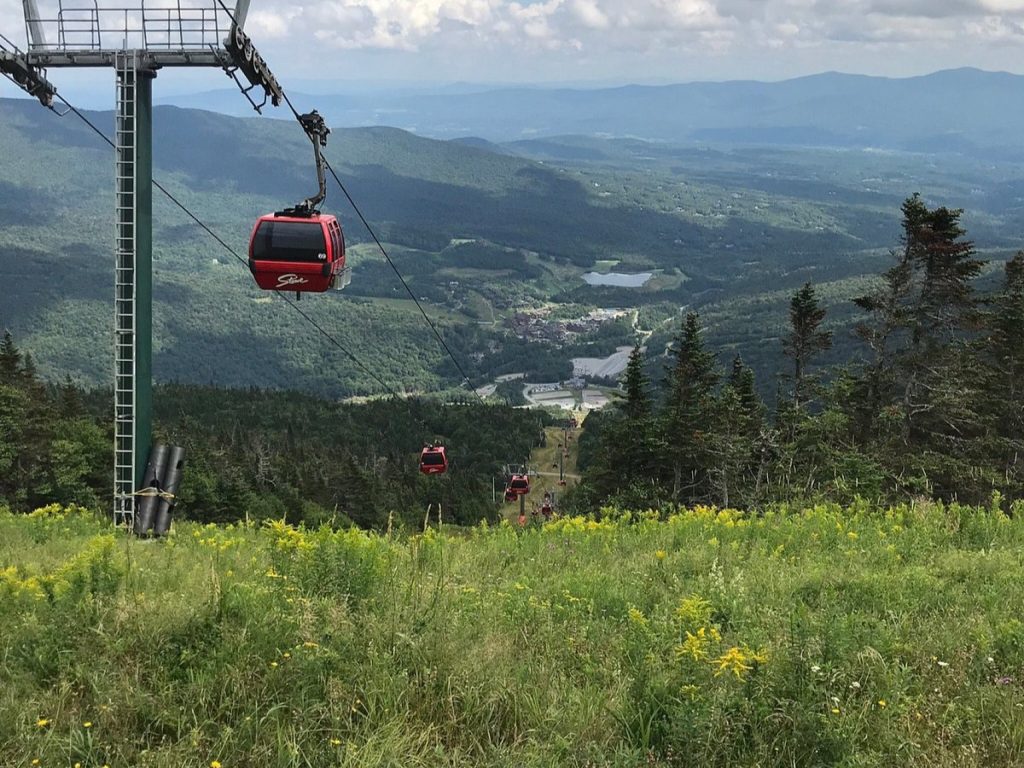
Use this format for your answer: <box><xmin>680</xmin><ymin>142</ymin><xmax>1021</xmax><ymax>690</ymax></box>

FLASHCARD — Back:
<box><xmin>980</xmin><ymin>252</ymin><xmax>1024</xmax><ymax>494</ymax></box>
<box><xmin>852</xmin><ymin>195</ymin><xmax>985</xmax><ymax>498</ymax></box>
<box><xmin>622</xmin><ymin>344</ymin><xmax>650</xmax><ymax>422</ymax></box>
<box><xmin>622</xmin><ymin>344</ymin><xmax>663</xmax><ymax>493</ymax></box>
<box><xmin>852</xmin><ymin>235</ymin><xmax>914</xmax><ymax>434</ymax></box>
<box><xmin>783</xmin><ymin>282</ymin><xmax>832</xmax><ymax>408</ymax></box>
<box><xmin>728</xmin><ymin>354</ymin><xmax>764</xmax><ymax>438</ymax></box>
<box><xmin>58</xmin><ymin>375</ymin><xmax>85</xmax><ymax>419</ymax></box>
<box><xmin>0</xmin><ymin>331</ymin><xmax>20</xmax><ymax>386</ymax></box>
<box><xmin>662</xmin><ymin>313</ymin><xmax>719</xmax><ymax>503</ymax></box>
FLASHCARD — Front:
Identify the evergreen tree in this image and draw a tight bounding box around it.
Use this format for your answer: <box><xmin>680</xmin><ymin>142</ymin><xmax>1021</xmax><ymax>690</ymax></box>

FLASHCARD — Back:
<box><xmin>852</xmin><ymin>235</ymin><xmax>914</xmax><ymax>434</ymax></box>
<box><xmin>783</xmin><ymin>282</ymin><xmax>832</xmax><ymax>408</ymax></box>
<box><xmin>980</xmin><ymin>252</ymin><xmax>1024</xmax><ymax>495</ymax></box>
<box><xmin>623</xmin><ymin>344</ymin><xmax>650</xmax><ymax>422</ymax></box>
<box><xmin>58</xmin><ymin>375</ymin><xmax>85</xmax><ymax>419</ymax></box>
<box><xmin>905</xmin><ymin>196</ymin><xmax>983</xmax><ymax>349</ymax></box>
<box><xmin>710</xmin><ymin>385</ymin><xmax>753</xmax><ymax>508</ymax></box>
<box><xmin>712</xmin><ymin>355</ymin><xmax>765</xmax><ymax>507</ymax></box>
<box><xmin>729</xmin><ymin>355</ymin><xmax>763</xmax><ymax>434</ymax></box>
<box><xmin>852</xmin><ymin>195</ymin><xmax>986</xmax><ymax>498</ymax></box>
<box><xmin>0</xmin><ymin>330</ymin><xmax>20</xmax><ymax>386</ymax></box>
<box><xmin>662</xmin><ymin>313</ymin><xmax>719</xmax><ymax>503</ymax></box>
<box><xmin>583</xmin><ymin>345</ymin><xmax>662</xmax><ymax>503</ymax></box>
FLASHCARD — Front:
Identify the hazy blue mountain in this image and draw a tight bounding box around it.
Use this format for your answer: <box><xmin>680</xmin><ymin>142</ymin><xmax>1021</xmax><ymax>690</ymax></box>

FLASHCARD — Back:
<box><xmin>152</xmin><ymin>69</ymin><xmax>1024</xmax><ymax>158</ymax></box>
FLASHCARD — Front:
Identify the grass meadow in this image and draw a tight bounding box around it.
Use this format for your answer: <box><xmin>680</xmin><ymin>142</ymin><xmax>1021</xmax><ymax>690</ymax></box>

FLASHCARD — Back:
<box><xmin>3</xmin><ymin>499</ymin><xmax>1024</xmax><ymax>767</ymax></box>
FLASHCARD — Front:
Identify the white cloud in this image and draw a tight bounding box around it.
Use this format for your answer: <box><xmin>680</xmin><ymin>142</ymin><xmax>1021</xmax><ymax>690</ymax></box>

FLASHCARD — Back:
<box><xmin>571</xmin><ymin>0</ymin><xmax>610</xmax><ymax>29</ymax></box>
<box><xmin>4</xmin><ymin>0</ymin><xmax>1024</xmax><ymax>81</ymax></box>
<box><xmin>250</xmin><ymin>0</ymin><xmax>1024</xmax><ymax>55</ymax></box>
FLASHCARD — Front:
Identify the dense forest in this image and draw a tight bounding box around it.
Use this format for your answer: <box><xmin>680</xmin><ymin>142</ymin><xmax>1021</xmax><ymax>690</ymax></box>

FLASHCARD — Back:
<box><xmin>0</xmin><ymin>338</ymin><xmax>551</xmax><ymax>527</ymax></box>
<box><xmin>4</xmin><ymin>192</ymin><xmax>1023</xmax><ymax>522</ymax></box>
<box><xmin>572</xmin><ymin>195</ymin><xmax>1024</xmax><ymax>511</ymax></box>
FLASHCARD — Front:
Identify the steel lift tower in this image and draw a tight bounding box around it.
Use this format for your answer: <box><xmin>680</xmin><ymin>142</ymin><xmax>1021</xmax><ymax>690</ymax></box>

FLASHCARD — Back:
<box><xmin>2</xmin><ymin>0</ymin><xmax>283</xmax><ymax>527</ymax></box>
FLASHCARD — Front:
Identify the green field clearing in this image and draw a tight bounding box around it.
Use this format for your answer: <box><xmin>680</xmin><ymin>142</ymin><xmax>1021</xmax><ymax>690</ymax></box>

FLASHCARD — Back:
<box><xmin>3</xmin><ymin>500</ymin><xmax>1024</xmax><ymax>766</ymax></box>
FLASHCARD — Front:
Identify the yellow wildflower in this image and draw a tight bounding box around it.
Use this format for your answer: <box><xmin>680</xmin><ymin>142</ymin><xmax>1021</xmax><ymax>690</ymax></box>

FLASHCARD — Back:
<box><xmin>712</xmin><ymin>646</ymin><xmax>766</xmax><ymax>680</ymax></box>
<box><xmin>676</xmin><ymin>627</ymin><xmax>712</xmax><ymax>661</ymax></box>
<box><xmin>831</xmin><ymin>707</ymin><xmax>840</xmax><ymax>715</ymax></box>
<box><xmin>211</xmin><ymin>761</ymin><xmax>223</xmax><ymax>768</ymax></box>
<box><xmin>655</xmin><ymin>549</ymin><xmax>667</xmax><ymax>561</ymax></box>
<box><xmin>36</xmin><ymin>718</ymin><xmax>49</xmax><ymax>728</ymax></box>
<box><xmin>675</xmin><ymin>595</ymin><xmax>713</xmax><ymax>627</ymax></box>
<box><xmin>83</xmin><ymin>721</ymin><xmax>93</xmax><ymax>728</ymax></box>
<box><xmin>627</xmin><ymin>607</ymin><xmax>648</xmax><ymax>627</ymax></box>
<box><xmin>878</xmin><ymin>700</ymin><xmax>887</xmax><ymax>708</ymax></box>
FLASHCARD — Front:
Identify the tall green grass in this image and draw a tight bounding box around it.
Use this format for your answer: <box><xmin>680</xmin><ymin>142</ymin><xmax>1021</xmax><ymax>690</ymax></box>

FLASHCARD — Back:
<box><xmin>3</xmin><ymin>499</ymin><xmax>1024</xmax><ymax>767</ymax></box>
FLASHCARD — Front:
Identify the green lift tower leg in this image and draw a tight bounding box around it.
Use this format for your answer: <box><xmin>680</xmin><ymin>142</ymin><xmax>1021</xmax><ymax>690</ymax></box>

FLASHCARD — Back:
<box><xmin>113</xmin><ymin>52</ymin><xmax>154</xmax><ymax>528</ymax></box>
<box><xmin>135</xmin><ymin>68</ymin><xmax>154</xmax><ymax>492</ymax></box>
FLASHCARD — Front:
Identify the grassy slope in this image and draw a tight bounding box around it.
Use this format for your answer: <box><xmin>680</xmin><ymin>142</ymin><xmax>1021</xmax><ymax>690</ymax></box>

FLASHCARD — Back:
<box><xmin>3</xmin><ymin>501</ymin><xmax>1024</xmax><ymax>766</ymax></box>
<box><xmin>500</xmin><ymin>421</ymin><xmax>583</xmax><ymax>520</ymax></box>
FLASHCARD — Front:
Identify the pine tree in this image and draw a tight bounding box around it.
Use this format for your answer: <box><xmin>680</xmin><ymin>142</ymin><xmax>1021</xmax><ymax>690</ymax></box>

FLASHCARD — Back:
<box><xmin>662</xmin><ymin>313</ymin><xmax>719</xmax><ymax>503</ymax></box>
<box><xmin>58</xmin><ymin>375</ymin><xmax>85</xmax><ymax>419</ymax></box>
<box><xmin>584</xmin><ymin>344</ymin><xmax>662</xmax><ymax>502</ymax></box>
<box><xmin>783</xmin><ymin>282</ymin><xmax>832</xmax><ymax>408</ymax></box>
<box><xmin>852</xmin><ymin>234</ymin><xmax>914</xmax><ymax>434</ymax></box>
<box><xmin>980</xmin><ymin>252</ymin><xmax>1024</xmax><ymax>494</ymax></box>
<box><xmin>729</xmin><ymin>355</ymin><xmax>763</xmax><ymax>433</ymax></box>
<box><xmin>0</xmin><ymin>331</ymin><xmax>20</xmax><ymax>386</ymax></box>
<box><xmin>852</xmin><ymin>194</ymin><xmax>986</xmax><ymax>498</ymax></box>
<box><xmin>622</xmin><ymin>344</ymin><xmax>650</xmax><ymax>422</ymax></box>
<box><xmin>906</xmin><ymin>196</ymin><xmax>983</xmax><ymax>349</ymax></box>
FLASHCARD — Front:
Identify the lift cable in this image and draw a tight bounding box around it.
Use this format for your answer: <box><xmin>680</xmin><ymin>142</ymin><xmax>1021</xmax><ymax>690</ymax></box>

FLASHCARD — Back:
<box><xmin>210</xmin><ymin>0</ymin><xmax>484</xmax><ymax>402</ymax></box>
<box><xmin>280</xmin><ymin>89</ymin><xmax>485</xmax><ymax>402</ymax></box>
<box><xmin>323</xmin><ymin>154</ymin><xmax>485</xmax><ymax>401</ymax></box>
<box><xmin>51</xmin><ymin>92</ymin><xmax>403</xmax><ymax>401</ymax></box>
<box><xmin>52</xmin><ymin>92</ymin><xmax>462</xmax><ymax>452</ymax></box>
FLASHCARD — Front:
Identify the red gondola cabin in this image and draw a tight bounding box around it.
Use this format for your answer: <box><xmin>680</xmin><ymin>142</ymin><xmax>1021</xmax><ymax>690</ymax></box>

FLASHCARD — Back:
<box><xmin>508</xmin><ymin>474</ymin><xmax>530</xmax><ymax>496</ymax></box>
<box><xmin>248</xmin><ymin>213</ymin><xmax>346</xmax><ymax>293</ymax></box>
<box><xmin>419</xmin><ymin>445</ymin><xmax>449</xmax><ymax>475</ymax></box>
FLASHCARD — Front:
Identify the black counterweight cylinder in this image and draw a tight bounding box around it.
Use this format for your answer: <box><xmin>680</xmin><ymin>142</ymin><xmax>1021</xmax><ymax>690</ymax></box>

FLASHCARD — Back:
<box><xmin>153</xmin><ymin>446</ymin><xmax>186</xmax><ymax>537</ymax></box>
<box><xmin>134</xmin><ymin>443</ymin><xmax>168</xmax><ymax>536</ymax></box>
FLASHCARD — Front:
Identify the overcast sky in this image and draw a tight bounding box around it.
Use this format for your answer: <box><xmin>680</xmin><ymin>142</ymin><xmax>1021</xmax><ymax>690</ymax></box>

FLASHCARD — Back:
<box><xmin>2</xmin><ymin>0</ymin><xmax>1024</xmax><ymax>90</ymax></box>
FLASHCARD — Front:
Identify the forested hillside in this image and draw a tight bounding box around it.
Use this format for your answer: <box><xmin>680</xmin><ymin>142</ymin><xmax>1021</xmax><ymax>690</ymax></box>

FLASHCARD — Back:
<box><xmin>572</xmin><ymin>196</ymin><xmax>1024</xmax><ymax>510</ymax></box>
<box><xmin>4</xmin><ymin>95</ymin><xmax>1024</xmax><ymax>397</ymax></box>
<box><xmin>0</xmin><ymin>331</ymin><xmax>551</xmax><ymax>526</ymax></box>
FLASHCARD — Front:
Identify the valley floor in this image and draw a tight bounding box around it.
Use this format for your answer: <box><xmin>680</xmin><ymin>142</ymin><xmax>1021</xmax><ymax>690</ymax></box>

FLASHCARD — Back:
<box><xmin>2</xmin><ymin>500</ymin><xmax>1024</xmax><ymax>767</ymax></box>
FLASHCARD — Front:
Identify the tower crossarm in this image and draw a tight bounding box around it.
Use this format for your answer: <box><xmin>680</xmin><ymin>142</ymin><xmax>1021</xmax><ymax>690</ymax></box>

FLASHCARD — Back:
<box><xmin>0</xmin><ymin>40</ymin><xmax>56</xmax><ymax>106</ymax></box>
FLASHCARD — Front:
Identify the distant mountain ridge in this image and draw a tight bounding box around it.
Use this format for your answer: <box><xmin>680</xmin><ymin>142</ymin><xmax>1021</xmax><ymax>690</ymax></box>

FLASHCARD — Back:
<box><xmin>152</xmin><ymin>68</ymin><xmax>1024</xmax><ymax>157</ymax></box>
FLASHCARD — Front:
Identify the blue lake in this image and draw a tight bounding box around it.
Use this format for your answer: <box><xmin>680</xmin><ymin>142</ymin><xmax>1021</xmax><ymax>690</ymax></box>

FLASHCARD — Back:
<box><xmin>582</xmin><ymin>272</ymin><xmax>653</xmax><ymax>288</ymax></box>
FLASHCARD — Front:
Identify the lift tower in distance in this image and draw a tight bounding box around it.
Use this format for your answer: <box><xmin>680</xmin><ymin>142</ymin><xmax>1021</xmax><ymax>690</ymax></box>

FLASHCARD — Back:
<box><xmin>5</xmin><ymin>0</ymin><xmax>282</xmax><ymax>527</ymax></box>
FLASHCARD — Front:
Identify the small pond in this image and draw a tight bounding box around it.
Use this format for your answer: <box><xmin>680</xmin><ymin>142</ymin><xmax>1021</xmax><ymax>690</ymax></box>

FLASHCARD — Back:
<box><xmin>581</xmin><ymin>271</ymin><xmax>653</xmax><ymax>288</ymax></box>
